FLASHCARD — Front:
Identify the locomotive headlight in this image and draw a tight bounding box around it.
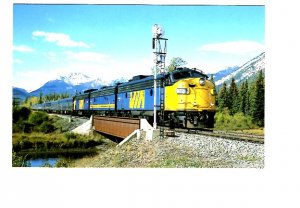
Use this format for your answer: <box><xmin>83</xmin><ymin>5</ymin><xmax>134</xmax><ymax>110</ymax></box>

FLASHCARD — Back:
<box><xmin>199</xmin><ymin>77</ymin><xmax>206</xmax><ymax>86</ymax></box>
<box><xmin>176</xmin><ymin>88</ymin><xmax>189</xmax><ymax>94</ymax></box>
<box><xmin>210</xmin><ymin>89</ymin><xmax>216</xmax><ymax>95</ymax></box>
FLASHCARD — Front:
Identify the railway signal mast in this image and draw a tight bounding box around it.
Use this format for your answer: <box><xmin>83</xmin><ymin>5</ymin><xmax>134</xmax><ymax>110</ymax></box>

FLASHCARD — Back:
<box><xmin>152</xmin><ymin>24</ymin><xmax>168</xmax><ymax>131</ymax></box>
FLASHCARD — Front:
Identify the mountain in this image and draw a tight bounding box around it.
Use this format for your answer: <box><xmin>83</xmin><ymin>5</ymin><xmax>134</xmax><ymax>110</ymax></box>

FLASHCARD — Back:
<box><xmin>208</xmin><ymin>66</ymin><xmax>239</xmax><ymax>81</ymax></box>
<box><xmin>59</xmin><ymin>72</ymin><xmax>93</xmax><ymax>85</ymax></box>
<box><xmin>214</xmin><ymin>52</ymin><xmax>265</xmax><ymax>87</ymax></box>
<box><xmin>29</xmin><ymin>73</ymin><xmax>104</xmax><ymax>97</ymax></box>
<box><xmin>13</xmin><ymin>87</ymin><xmax>29</xmax><ymax>101</ymax></box>
<box><xmin>27</xmin><ymin>73</ymin><xmax>128</xmax><ymax>97</ymax></box>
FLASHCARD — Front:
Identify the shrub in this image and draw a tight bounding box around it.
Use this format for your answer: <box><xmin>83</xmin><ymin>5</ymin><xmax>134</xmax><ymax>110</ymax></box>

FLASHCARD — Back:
<box><xmin>13</xmin><ymin>107</ymin><xmax>31</xmax><ymax>123</ymax></box>
<box><xmin>28</xmin><ymin>111</ymin><xmax>49</xmax><ymax>126</ymax></box>
<box><xmin>55</xmin><ymin>158</ymin><xmax>73</xmax><ymax>168</ymax></box>
<box><xmin>214</xmin><ymin>110</ymin><xmax>255</xmax><ymax>131</ymax></box>
<box><xmin>64</xmin><ymin>132</ymin><xmax>78</xmax><ymax>140</ymax></box>
<box><xmin>39</xmin><ymin>121</ymin><xmax>55</xmax><ymax>133</ymax></box>
<box><xmin>13</xmin><ymin>122</ymin><xmax>24</xmax><ymax>133</ymax></box>
<box><xmin>12</xmin><ymin>151</ymin><xmax>30</xmax><ymax>167</ymax></box>
<box><xmin>13</xmin><ymin>120</ymin><xmax>34</xmax><ymax>133</ymax></box>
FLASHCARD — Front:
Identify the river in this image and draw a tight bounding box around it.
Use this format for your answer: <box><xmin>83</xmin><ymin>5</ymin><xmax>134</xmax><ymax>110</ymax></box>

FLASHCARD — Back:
<box><xmin>22</xmin><ymin>149</ymin><xmax>98</xmax><ymax>167</ymax></box>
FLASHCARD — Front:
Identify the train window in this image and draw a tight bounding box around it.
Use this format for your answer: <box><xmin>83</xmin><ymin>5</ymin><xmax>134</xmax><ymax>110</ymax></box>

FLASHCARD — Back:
<box><xmin>173</xmin><ymin>71</ymin><xmax>192</xmax><ymax>80</ymax></box>
<box><xmin>125</xmin><ymin>92</ymin><xmax>128</xmax><ymax>98</ymax></box>
<box><xmin>150</xmin><ymin>89</ymin><xmax>153</xmax><ymax>96</ymax></box>
<box><xmin>173</xmin><ymin>70</ymin><xmax>207</xmax><ymax>81</ymax></box>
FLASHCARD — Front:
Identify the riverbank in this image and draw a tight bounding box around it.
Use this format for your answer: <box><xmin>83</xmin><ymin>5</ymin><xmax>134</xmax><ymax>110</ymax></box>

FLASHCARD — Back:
<box><xmin>12</xmin><ymin>111</ymin><xmax>116</xmax><ymax>167</ymax></box>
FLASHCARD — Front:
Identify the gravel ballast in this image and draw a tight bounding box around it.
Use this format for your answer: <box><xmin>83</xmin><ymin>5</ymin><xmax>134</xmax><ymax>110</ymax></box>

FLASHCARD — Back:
<box><xmin>166</xmin><ymin>132</ymin><xmax>264</xmax><ymax>168</ymax></box>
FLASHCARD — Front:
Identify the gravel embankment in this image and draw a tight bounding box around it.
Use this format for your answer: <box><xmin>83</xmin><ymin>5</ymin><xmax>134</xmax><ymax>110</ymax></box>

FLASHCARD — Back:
<box><xmin>166</xmin><ymin>132</ymin><xmax>264</xmax><ymax>168</ymax></box>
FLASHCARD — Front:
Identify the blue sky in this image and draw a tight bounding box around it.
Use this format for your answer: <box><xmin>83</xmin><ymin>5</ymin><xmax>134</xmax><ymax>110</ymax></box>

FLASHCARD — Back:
<box><xmin>13</xmin><ymin>4</ymin><xmax>265</xmax><ymax>92</ymax></box>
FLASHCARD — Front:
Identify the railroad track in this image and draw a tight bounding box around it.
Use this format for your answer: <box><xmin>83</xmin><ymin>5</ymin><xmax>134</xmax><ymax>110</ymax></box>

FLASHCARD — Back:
<box><xmin>164</xmin><ymin>127</ymin><xmax>264</xmax><ymax>144</ymax></box>
<box><xmin>49</xmin><ymin>113</ymin><xmax>264</xmax><ymax>143</ymax></box>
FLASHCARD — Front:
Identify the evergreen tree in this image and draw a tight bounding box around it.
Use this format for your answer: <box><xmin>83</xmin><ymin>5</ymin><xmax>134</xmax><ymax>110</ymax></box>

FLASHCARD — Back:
<box><xmin>228</xmin><ymin>78</ymin><xmax>239</xmax><ymax>115</ymax></box>
<box><xmin>38</xmin><ymin>91</ymin><xmax>43</xmax><ymax>104</ymax></box>
<box><xmin>217</xmin><ymin>82</ymin><xmax>228</xmax><ymax>110</ymax></box>
<box><xmin>239</xmin><ymin>80</ymin><xmax>250</xmax><ymax>115</ymax></box>
<box><xmin>252</xmin><ymin>70</ymin><xmax>265</xmax><ymax>126</ymax></box>
<box><xmin>210</xmin><ymin>74</ymin><xmax>217</xmax><ymax>105</ymax></box>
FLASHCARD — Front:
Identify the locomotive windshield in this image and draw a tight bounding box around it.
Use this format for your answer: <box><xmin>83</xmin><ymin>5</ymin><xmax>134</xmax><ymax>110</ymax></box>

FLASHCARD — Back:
<box><xmin>171</xmin><ymin>69</ymin><xmax>208</xmax><ymax>82</ymax></box>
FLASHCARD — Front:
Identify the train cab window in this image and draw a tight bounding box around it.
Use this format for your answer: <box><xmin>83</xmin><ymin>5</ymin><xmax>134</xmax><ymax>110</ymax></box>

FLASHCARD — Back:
<box><xmin>173</xmin><ymin>71</ymin><xmax>192</xmax><ymax>81</ymax></box>
<box><xmin>125</xmin><ymin>92</ymin><xmax>128</xmax><ymax>98</ymax></box>
<box><xmin>172</xmin><ymin>70</ymin><xmax>207</xmax><ymax>81</ymax></box>
<box><xmin>150</xmin><ymin>89</ymin><xmax>153</xmax><ymax>96</ymax></box>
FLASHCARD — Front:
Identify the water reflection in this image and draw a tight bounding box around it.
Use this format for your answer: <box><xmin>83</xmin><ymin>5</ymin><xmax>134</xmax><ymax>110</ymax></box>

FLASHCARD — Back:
<box><xmin>29</xmin><ymin>158</ymin><xmax>58</xmax><ymax>167</ymax></box>
<box><xmin>20</xmin><ymin>149</ymin><xmax>98</xmax><ymax>167</ymax></box>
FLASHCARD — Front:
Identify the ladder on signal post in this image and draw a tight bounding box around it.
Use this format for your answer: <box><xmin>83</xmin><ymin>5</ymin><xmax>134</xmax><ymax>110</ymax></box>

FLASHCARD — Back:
<box><xmin>159</xmin><ymin>75</ymin><xmax>165</xmax><ymax>139</ymax></box>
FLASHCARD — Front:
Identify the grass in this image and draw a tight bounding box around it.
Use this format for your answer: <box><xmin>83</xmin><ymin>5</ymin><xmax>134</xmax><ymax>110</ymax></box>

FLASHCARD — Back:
<box><xmin>12</xmin><ymin>132</ymin><xmax>106</xmax><ymax>152</ymax></box>
<box><xmin>236</xmin><ymin>128</ymin><xmax>264</xmax><ymax>135</ymax></box>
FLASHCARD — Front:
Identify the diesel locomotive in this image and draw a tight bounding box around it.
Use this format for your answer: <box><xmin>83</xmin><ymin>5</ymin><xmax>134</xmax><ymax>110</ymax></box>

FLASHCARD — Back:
<box><xmin>32</xmin><ymin>67</ymin><xmax>216</xmax><ymax>128</ymax></box>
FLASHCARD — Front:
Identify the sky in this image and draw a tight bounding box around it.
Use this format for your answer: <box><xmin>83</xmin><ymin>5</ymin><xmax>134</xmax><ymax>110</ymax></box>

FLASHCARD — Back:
<box><xmin>13</xmin><ymin>4</ymin><xmax>265</xmax><ymax>92</ymax></box>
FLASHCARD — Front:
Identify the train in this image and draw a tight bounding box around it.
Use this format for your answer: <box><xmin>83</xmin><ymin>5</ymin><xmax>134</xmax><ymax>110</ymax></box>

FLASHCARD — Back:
<box><xmin>32</xmin><ymin>67</ymin><xmax>216</xmax><ymax>128</ymax></box>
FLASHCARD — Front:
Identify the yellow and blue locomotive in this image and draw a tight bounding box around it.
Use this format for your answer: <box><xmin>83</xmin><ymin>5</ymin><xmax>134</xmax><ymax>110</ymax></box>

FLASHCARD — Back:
<box><xmin>32</xmin><ymin>67</ymin><xmax>216</xmax><ymax>129</ymax></box>
<box><xmin>114</xmin><ymin>67</ymin><xmax>216</xmax><ymax>128</ymax></box>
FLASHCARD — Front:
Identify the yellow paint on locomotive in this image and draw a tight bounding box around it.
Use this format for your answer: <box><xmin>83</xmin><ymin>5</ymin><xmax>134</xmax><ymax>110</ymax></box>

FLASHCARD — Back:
<box><xmin>129</xmin><ymin>90</ymin><xmax>145</xmax><ymax>109</ymax></box>
<box><xmin>90</xmin><ymin>104</ymin><xmax>115</xmax><ymax>109</ymax></box>
<box><xmin>165</xmin><ymin>78</ymin><xmax>216</xmax><ymax>112</ymax></box>
<box><xmin>79</xmin><ymin>99</ymin><xmax>84</xmax><ymax>110</ymax></box>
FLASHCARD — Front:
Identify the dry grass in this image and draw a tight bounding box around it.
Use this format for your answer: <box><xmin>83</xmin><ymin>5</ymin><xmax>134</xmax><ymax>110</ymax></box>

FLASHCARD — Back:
<box><xmin>234</xmin><ymin>128</ymin><xmax>264</xmax><ymax>135</ymax></box>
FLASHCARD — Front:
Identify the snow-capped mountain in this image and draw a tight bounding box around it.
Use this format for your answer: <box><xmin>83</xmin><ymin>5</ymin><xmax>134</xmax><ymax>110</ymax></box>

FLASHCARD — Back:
<box><xmin>214</xmin><ymin>52</ymin><xmax>265</xmax><ymax>87</ymax></box>
<box><xmin>208</xmin><ymin>66</ymin><xmax>239</xmax><ymax>81</ymax></box>
<box><xmin>59</xmin><ymin>72</ymin><xmax>93</xmax><ymax>86</ymax></box>
<box><xmin>29</xmin><ymin>73</ymin><xmax>104</xmax><ymax>97</ymax></box>
<box><xmin>27</xmin><ymin>73</ymin><xmax>128</xmax><ymax>97</ymax></box>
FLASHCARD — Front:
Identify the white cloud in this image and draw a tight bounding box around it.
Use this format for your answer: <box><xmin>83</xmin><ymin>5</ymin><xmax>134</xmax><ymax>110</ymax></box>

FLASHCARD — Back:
<box><xmin>198</xmin><ymin>40</ymin><xmax>264</xmax><ymax>54</ymax></box>
<box><xmin>13</xmin><ymin>45</ymin><xmax>34</xmax><ymax>53</ymax></box>
<box><xmin>32</xmin><ymin>30</ymin><xmax>90</xmax><ymax>48</ymax></box>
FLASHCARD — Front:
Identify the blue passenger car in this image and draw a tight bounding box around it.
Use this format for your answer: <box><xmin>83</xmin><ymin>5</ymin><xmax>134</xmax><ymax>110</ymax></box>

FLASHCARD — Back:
<box><xmin>57</xmin><ymin>97</ymin><xmax>73</xmax><ymax>114</ymax></box>
<box><xmin>31</xmin><ymin>97</ymin><xmax>73</xmax><ymax>114</ymax></box>
<box><xmin>89</xmin><ymin>86</ymin><xmax>116</xmax><ymax>115</ymax></box>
